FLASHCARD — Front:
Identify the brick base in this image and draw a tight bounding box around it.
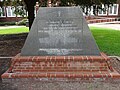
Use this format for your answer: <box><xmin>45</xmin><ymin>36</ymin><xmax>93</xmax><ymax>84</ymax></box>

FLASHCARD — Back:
<box><xmin>1</xmin><ymin>53</ymin><xmax>120</xmax><ymax>79</ymax></box>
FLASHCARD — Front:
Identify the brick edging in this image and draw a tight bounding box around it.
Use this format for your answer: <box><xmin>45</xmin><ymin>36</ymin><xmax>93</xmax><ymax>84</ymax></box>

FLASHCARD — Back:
<box><xmin>2</xmin><ymin>72</ymin><xmax>120</xmax><ymax>79</ymax></box>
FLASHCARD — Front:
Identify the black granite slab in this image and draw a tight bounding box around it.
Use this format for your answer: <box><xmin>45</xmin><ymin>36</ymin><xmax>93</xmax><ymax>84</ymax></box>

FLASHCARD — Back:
<box><xmin>21</xmin><ymin>7</ymin><xmax>100</xmax><ymax>56</ymax></box>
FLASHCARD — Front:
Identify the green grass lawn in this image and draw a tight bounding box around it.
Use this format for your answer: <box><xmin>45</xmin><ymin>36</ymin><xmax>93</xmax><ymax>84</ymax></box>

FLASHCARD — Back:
<box><xmin>0</xmin><ymin>26</ymin><xmax>120</xmax><ymax>56</ymax></box>
<box><xmin>0</xmin><ymin>27</ymin><xmax>29</xmax><ymax>34</ymax></box>
<box><xmin>91</xmin><ymin>27</ymin><xmax>120</xmax><ymax>56</ymax></box>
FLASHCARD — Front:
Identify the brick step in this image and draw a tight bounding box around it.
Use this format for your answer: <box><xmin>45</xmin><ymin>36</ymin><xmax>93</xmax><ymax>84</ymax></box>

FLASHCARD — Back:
<box><xmin>13</xmin><ymin>60</ymin><xmax>108</xmax><ymax>67</ymax></box>
<box><xmin>2</xmin><ymin>53</ymin><xmax>120</xmax><ymax>79</ymax></box>
<box><xmin>12</xmin><ymin>61</ymin><xmax>109</xmax><ymax>73</ymax></box>
<box><xmin>13</xmin><ymin>53</ymin><xmax>110</xmax><ymax>62</ymax></box>
<box><xmin>14</xmin><ymin>62</ymin><xmax>108</xmax><ymax>67</ymax></box>
<box><xmin>12</xmin><ymin>66</ymin><xmax>108</xmax><ymax>70</ymax></box>
<box><xmin>3</xmin><ymin>72</ymin><xmax>118</xmax><ymax>78</ymax></box>
<box><xmin>12</xmin><ymin>69</ymin><xmax>108</xmax><ymax>73</ymax></box>
<box><xmin>13</xmin><ymin>66</ymin><xmax>108</xmax><ymax>69</ymax></box>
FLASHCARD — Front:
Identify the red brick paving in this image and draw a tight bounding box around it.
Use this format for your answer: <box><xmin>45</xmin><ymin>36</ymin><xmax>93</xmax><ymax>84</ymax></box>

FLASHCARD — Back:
<box><xmin>1</xmin><ymin>53</ymin><xmax>120</xmax><ymax>79</ymax></box>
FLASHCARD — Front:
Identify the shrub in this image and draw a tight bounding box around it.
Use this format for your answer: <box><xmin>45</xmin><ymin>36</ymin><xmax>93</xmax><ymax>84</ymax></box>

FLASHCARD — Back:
<box><xmin>0</xmin><ymin>22</ymin><xmax>16</xmax><ymax>26</ymax></box>
<box><xmin>118</xmin><ymin>17</ymin><xmax>120</xmax><ymax>21</ymax></box>
<box><xmin>16</xmin><ymin>19</ymin><xmax>28</xmax><ymax>25</ymax></box>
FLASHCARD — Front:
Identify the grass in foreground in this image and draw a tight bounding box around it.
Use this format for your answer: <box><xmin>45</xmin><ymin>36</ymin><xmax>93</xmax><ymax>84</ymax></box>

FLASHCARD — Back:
<box><xmin>90</xmin><ymin>27</ymin><xmax>120</xmax><ymax>56</ymax></box>
<box><xmin>0</xmin><ymin>27</ymin><xmax>29</xmax><ymax>35</ymax></box>
<box><xmin>0</xmin><ymin>26</ymin><xmax>120</xmax><ymax>56</ymax></box>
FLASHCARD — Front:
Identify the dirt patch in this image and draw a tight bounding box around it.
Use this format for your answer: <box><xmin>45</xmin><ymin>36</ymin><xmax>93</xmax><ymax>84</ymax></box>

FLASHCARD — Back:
<box><xmin>0</xmin><ymin>33</ymin><xmax>27</xmax><ymax>89</ymax></box>
<box><xmin>0</xmin><ymin>33</ymin><xmax>27</xmax><ymax>56</ymax></box>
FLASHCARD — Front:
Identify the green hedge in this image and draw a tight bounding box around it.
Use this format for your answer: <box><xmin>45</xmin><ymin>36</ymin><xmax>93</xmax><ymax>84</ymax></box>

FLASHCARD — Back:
<box><xmin>0</xmin><ymin>18</ymin><xmax>28</xmax><ymax>26</ymax></box>
<box><xmin>118</xmin><ymin>17</ymin><xmax>120</xmax><ymax>21</ymax></box>
<box><xmin>0</xmin><ymin>22</ymin><xmax>16</xmax><ymax>26</ymax></box>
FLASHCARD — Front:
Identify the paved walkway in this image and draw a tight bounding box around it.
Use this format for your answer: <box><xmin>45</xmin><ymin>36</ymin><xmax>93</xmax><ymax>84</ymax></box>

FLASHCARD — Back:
<box><xmin>88</xmin><ymin>21</ymin><xmax>120</xmax><ymax>30</ymax></box>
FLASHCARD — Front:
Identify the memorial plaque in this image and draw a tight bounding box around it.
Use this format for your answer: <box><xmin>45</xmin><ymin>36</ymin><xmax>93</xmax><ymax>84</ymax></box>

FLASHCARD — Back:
<box><xmin>21</xmin><ymin>7</ymin><xmax>100</xmax><ymax>56</ymax></box>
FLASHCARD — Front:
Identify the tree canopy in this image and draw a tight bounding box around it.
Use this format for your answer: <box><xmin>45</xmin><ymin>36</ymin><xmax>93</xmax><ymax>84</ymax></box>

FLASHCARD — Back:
<box><xmin>0</xmin><ymin>0</ymin><xmax>26</xmax><ymax>17</ymax></box>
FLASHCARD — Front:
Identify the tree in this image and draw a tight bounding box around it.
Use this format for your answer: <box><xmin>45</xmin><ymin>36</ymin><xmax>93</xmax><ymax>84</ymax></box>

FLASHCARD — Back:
<box><xmin>12</xmin><ymin>0</ymin><xmax>26</xmax><ymax>18</ymax></box>
<box><xmin>23</xmin><ymin>0</ymin><xmax>49</xmax><ymax>29</ymax></box>
<box><xmin>60</xmin><ymin>0</ymin><xmax>117</xmax><ymax>15</ymax></box>
<box><xmin>23</xmin><ymin>0</ymin><xmax>38</xmax><ymax>29</ymax></box>
<box><xmin>0</xmin><ymin>0</ymin><xmax>26</xmax><ymax>20</ymax></box>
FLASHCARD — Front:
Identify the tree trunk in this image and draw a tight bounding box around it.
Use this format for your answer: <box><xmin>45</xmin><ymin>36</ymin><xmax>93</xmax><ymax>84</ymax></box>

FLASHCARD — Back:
<box><xmin>118</xmin><ymin>3</ymin><xmax>120</xmax><ymax>17</ymax></box>
<box><xmin>27</xmin><ymin>5</ymin><xmax>35</xmax><ymax>30</ymax></box>
<box><xmin>24</xmin><ymin>0</ymin><xmax>37</xmax><ymax>30</ymax></box>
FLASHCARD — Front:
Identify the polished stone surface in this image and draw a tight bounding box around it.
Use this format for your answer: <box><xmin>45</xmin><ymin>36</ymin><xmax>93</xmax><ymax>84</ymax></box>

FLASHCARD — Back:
<box><xmin>21</xmin><ymin>7</ymin><xmax>100</xmax><ymax>56</ymax></box>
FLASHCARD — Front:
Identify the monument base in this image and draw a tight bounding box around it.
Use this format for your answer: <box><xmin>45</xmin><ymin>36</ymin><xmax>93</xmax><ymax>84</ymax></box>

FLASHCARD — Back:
<box><xmin>1</xmin><ymin>53</ymin><xmax>120</xmax><ymax>80</ymax></box>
